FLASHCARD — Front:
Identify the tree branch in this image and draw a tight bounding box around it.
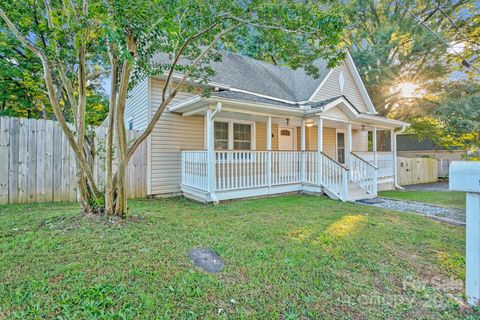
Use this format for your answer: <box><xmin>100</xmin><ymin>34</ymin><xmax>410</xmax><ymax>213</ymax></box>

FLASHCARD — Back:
<box><xmin>126</xmin><ymin>23</ymin><xmax>241</xmax><ymax>161</ymax></box>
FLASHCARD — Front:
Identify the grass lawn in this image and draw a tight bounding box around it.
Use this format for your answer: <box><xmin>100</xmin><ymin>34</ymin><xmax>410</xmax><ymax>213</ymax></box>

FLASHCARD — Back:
<box><xmin>379</xmin><ymin>190</ymin><xmax>466</xmax><ymax>209</ymax></box>
<box><xmin>0</xmin><ymin>195</ymin><xmax>476</xmax><ymax>319</ymax></box>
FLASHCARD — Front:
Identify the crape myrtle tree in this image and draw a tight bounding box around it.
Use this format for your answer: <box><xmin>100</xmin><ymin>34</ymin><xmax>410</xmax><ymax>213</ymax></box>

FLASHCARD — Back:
<box><xmin>0</xmin><ymin>0</ymin><xmax>346</xmax><ymax>217</ymax></box>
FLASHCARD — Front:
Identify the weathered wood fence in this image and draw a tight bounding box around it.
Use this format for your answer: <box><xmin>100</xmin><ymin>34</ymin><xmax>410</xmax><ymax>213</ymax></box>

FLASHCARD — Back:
<box><xmin>397</xmin><ymin>157</ymin><xmax>438</xmax><ymax>186</ymax></box>
<box><xmin>0</xmin><ymin>117</ymin><xmax>147</xmax><ymax>205</ymax></box>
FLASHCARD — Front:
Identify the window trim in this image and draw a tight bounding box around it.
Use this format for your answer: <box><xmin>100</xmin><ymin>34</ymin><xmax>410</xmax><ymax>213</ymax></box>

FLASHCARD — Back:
<box><xmin>212</xmin><ymin>118</ymin><xmax>256</xmax><ymax>150</ymax></box>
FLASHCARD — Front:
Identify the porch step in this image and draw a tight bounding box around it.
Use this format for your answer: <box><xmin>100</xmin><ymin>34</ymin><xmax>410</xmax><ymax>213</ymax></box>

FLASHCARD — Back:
<box><xmin>347</xmin><ymin>184</ymin><xmax>375</xmax><ymax>202</ymax></box>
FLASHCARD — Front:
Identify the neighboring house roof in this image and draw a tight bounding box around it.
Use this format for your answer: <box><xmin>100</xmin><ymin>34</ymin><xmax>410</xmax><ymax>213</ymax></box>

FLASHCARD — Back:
<box><xmin>397</xmin><ymin>134</ymin><xmax>462</xmax><ymax>151</ymax></box>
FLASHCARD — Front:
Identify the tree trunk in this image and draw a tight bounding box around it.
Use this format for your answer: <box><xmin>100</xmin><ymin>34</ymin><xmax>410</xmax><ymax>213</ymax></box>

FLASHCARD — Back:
<box><xmin>111</xmin><ymin>31</ymin><xmax>136</xmax><ymax>218</ymax></box>
<box><xmin>105</xmin><ymin>50</ymin><xmax>118</xmax><ymax>215</ymax></box>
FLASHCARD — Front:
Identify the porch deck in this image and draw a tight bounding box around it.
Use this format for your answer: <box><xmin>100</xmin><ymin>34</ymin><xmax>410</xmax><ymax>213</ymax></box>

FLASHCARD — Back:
<box><xmin>181</xmin><ymin>150</ymin><xmax>393</xmax><ymax>202</ymax></box>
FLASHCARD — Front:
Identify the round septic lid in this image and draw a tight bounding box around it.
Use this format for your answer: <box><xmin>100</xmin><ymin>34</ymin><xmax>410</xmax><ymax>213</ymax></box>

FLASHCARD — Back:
<box><xmin>189</xmin><ymin>247</ymin><xmax>224</xmax><ymax>273</ymax></box>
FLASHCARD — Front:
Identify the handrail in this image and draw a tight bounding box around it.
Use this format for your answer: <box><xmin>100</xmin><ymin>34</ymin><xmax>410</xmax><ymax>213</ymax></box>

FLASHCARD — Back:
<box><xmin>351</xmin><ymin>152</ymin><xmax>378</xmax><ymax>169</ymax></box>
<box><xmin>321</xmin><ymin>152</ymin><xmax>349</xmax><ymax>170</ymax></box>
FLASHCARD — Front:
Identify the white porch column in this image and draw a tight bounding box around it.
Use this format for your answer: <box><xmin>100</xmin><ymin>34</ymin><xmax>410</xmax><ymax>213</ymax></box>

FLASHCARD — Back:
<box><xmin>267</xmin><ymin>116</ymin><xmax>272</xmax><ymax>189</ymax></box>
<box><xmin>347</xmin><ymin>123</ymin><xmax>353</xmax><ymax>178</ymax></box>
<box><xmin>301</xmin><ymin>119</ymin><xmax>306</xmax><ymax>183</ymax></box>
<box><xmin>391</xmin><ymin>128</ymin><xmax>398</xmax><ymax>187</ymax></box>
<box><xmin>206</xmin><ymin>105</ymin><xmax>218</xmax><ymax>202</ymax></box>
<box><xmin>372</xmin><ymin>127</ymin><xmax>377</xmax><ymax>167</ymax></box>
<box><xmin>317</xmin><ymin>116</ymin><xmax>323</xmax><ymax>185</ymax></box>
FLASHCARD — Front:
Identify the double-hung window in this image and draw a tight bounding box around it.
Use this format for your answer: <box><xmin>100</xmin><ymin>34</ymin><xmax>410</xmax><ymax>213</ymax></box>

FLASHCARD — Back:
<box><xmin>214</xmin><ymin>120</ymin><xmax>254</xmax><ymax>150</ymax></box>
<box><xmin>214</xmin><ymin>122</ymin><xmax>229</xmax><ymax>150</ymax></box>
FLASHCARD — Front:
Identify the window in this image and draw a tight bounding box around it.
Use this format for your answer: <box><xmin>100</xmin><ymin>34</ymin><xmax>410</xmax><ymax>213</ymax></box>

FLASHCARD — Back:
<box><xmin>234</xmin><ymin>123</ymin><xmax>251</xmax><ymax>150</ymax></box>
<box><xmin>337</xmin><ymin>132</ymin><xmax>345</xmax><ymax>164</ymax></box>
<box><xmin>280</xmin><ymin>129</ymin><xmax>291</xmax><ymax>136</ymax></box>
<box><xmin>214</xmin><ymin>122</ymin><xmax>229</xmax><ymax>150</ymax></box>
<box><xmin>128</xmin><ymin>117</ymin><xmax>134</xmax><ymax>130</ymax></box>
<box><xmin>214</xmin><ymin>120</ymin><xmax>254</xmax><ymax>150</ymax></box>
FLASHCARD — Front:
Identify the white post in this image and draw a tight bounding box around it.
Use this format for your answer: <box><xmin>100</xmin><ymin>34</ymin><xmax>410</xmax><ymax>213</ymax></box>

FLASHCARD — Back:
<box><xmin>466</xmin><ymin>193</ymin><xmax>480</xmax><ymax>305</ymax></box>
<box><xmin>317</xmin><ymin>116</ymin><xmax>323</xmax><ymax>186</ymax></box>
<box><xmin>301</xmin><ymin>119</ymin><xmax>306</xmax><ymax>183</ymax></box>
<box><xmin>449</xmin><ymin>162</ymin><xmax>480</xmax><ymax>306</ymax></box>
<box><xmin>267</xmin><ymin>116</ymin><xmax>272</xmax><ymax>189</ymax></box>
<box><xmin>206</xmin><ymin>106</ymin><xmax>217</xmax><ymax>202</ymax></box>
<box><xmin>372</xmin><ymin>127</ymin><xmax>377</xmax><ymax>167</ymax></box>
<box><xmin>347</xmin><ymin>123</ymin><xmax>352</xmax><ymax>179</ymax></box>
<box><xmin>391</xmin><ymin>129</ymin><xmax>398</xmax><ymax>186</ymax></box>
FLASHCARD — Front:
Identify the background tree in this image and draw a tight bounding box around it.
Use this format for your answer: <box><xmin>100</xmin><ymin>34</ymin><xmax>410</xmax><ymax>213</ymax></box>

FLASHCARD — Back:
<box><xmin>0</xmin><ymin>15</ymin><xmax>108</xmax><ymax>125</ymax></box>
<box><xmin>344</xmin><ymin>0</ymin><xmax>478</xmax><ymax>118</ymax></box>
<box><xmin>1</xmin><ymin>0</ymin><xmax>346</xmax><ymax>217</ymax></box>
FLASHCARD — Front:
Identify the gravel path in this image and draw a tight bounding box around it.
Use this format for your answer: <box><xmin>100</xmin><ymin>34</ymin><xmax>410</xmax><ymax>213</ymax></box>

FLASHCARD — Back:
<box><xmin>358</xmin><ymin>197</ymin><xmax>465</xmax><ymax>225</ymax></box>
<box><xmin>403</xmin><ymin>182</ymin><xmax>450</xmax><ymax>192</ymax></box>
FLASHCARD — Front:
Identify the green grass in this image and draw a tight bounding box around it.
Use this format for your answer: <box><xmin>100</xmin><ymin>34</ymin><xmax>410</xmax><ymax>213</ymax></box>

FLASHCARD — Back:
<box><xmin>379</xmin><ymin>190</ymin><xmax>466</xmax><ymax>209</ymax></box>
<box><xmin>0</xmin><ymin>195</ymin><xmax>476</xmax><ymax>319</ymax></box>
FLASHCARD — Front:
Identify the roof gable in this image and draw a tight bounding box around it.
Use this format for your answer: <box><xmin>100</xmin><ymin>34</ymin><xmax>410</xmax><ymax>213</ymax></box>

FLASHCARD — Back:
<box><xmin>309</xmin><ymin>53</ymin><xmax>376</xmax><ymax>113</ymax></box>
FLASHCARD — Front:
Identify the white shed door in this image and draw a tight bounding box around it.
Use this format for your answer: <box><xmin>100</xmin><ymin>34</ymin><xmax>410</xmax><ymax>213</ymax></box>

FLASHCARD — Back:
<box><xmin>278</xmin><ymin>127</ymin><xmax>294</xmax><ymax>150</ymax></box>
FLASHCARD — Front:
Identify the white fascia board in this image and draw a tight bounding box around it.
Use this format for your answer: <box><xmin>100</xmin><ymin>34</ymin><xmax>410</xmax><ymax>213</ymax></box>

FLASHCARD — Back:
<box><xmin>345</xmin><ymin>51</ymin><xmax>377</xmax><ymax>114</ymax></box>
<box><xmin>305</xmin><ymin>97</ymin><xmax>360</xmax><ymax>117</ymax></box>
<box><xmin>206</xmin><ymin>97</ymin><xmax>303</xmax><ymax>116</ymax></box>
<box><xmin>168</xmin><ymin>94</ymin><xmax>303</xmax><ymax>117</ymax></box>
<box><xmin>168</xmin><ymin>95</ymin><xmax>203</xmax><ymax>112</ymax></box>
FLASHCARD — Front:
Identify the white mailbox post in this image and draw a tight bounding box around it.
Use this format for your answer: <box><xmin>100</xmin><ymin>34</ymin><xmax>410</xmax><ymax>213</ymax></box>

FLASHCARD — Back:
<box><xmin>450</xmin><ymin>161</ymin><xmax>480</xmax><ymax>306</ymax></box>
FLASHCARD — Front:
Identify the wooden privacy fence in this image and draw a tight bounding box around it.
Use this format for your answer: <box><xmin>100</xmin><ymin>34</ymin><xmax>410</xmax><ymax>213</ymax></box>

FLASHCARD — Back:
<box><xmin>0</xmin><ymin>117</ymin><xmax>147</xmax><ymax>205</ymax></box>
<box><xmin>397</xmin><ymin>157</ymin><xmax>438</xmax><ymax>186</ymax></box>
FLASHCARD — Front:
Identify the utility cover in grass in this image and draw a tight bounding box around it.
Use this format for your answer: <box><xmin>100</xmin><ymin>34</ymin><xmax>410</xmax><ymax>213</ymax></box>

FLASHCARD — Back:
<box><xmin>189</xmin><ymin>248</ymin><xmax>224</xmax><ymax>273</ymax></box>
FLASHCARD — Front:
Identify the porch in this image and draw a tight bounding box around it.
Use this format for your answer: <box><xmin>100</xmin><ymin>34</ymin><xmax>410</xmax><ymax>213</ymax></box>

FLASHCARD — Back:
<box><xmin>171</xmin><ymin>95</ymin><xmax>406</xmax><ymax>203</ymax></box>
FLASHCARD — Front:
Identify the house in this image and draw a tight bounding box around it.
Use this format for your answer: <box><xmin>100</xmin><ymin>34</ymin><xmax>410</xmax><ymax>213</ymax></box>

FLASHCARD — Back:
<box><xmin>397</xmin><ymin>134</ymin><xmax>467</xmax><ymax>178</ymax></box>
<box><xmin>124</xmin><ymin>51</ymin><xmax>409</xmax><ymax>203</ymax></box>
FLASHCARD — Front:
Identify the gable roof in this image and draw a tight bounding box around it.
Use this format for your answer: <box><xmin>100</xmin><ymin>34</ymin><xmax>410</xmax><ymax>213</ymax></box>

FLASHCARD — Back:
<box><xmin>153</xmin><ymin>51</ymin><xmax>330</xmax><ymax>102</ymax></box>
<box><xmin>153</xmin><ymin>50</ymin><xmax>376</xmax><ymax>113</ymax></box>
<box><xmin>206</xmin><ymin>51</ymin><xmax>330</xmax><ymax>102</ymax></box>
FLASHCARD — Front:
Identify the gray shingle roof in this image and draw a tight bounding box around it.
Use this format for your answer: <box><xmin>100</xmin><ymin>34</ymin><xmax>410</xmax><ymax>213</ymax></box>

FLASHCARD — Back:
<box><xmin>153</xmin><ymin>50</ymin><xmax>330</xmax><ymax>102</ymax></box>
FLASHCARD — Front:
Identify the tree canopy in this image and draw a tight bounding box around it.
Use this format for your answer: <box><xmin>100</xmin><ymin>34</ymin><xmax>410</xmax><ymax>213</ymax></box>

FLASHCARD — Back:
<box><xmin>0</xmin><ymin>0</ymin><xmax>347</xmax><ymax>217</ymax></box>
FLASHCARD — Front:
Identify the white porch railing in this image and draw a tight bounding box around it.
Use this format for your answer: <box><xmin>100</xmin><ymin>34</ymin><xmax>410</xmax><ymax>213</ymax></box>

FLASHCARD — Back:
<box><xmin>271</xmin><ymin>151</ymin><xmax>302</xmax><ymax>185</ymax></box>
<box><xmin>351</xmin><ymin>152</ymin><xmax>377</xmax><ymax>196</ymax></box>
<box><xmin>182</xmin><ymin>151</ymin><xmax>208</xmax><ymax>190</ymax></box>
<box><xmin>215</xmin><ymin>151</ymin><xmax>268</xmax><ymax>191</ymax></box>
<box><xmin>355</xmin><ymin>151</ymin><xmax>394</xmax><ymax>179</ymax></box>
<box><xmin>320</xmin><ymin>153</ymin><xmax>348</xmax><ymax>200</ymax></box>
<box><xmin>181</xmin><ymin>150</ymin><xmax>381</xmax><ymax>202</ymax></box>
<box><xmin>305</xmin><ymin>152</ymin><xmax>318</xmax><ymax>184</ymax></box>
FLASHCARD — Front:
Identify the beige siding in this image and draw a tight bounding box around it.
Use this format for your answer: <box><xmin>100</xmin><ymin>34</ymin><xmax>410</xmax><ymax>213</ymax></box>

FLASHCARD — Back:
<box><xmin>150</xmin><ymin>79</ymin><xmax>204</xmax><ymax>195</ymax></box>
<box><xmin>256</xmin><ymin>122</ymin><xmax>267</xmax><ymax>150</ymax></box>
<box><xmin>312</xmin><ymin>62</ymin><xmax>369</xmax><ymax>113</ymax></box>
<box><xmin>124</xmin><ymin>78</ymin><xmax>149</xmax><ymax>129</ymax></box>
<box><xmin>305</xmin><ymin>126</ymin><xmax>336</xmax><ymax>159</ymax></box>
<box><xmin>352</xmin><ymin>131</ymin><xmax>368</xmax><ymax>152</ymax></box>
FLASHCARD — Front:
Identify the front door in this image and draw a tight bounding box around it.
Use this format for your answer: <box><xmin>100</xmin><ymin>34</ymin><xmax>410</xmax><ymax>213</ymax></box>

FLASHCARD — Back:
<box><xmin>278</xmin><ymin>127</ymin><xmax>295</xmax><ymax>150</ymax></box>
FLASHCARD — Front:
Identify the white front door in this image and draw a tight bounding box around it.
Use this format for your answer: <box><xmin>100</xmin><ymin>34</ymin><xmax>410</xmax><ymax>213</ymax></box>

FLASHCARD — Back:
<box><xmin>278</xmin><ymin>127</ymin><xmax>295</xmax><ymax>150</ymax></box>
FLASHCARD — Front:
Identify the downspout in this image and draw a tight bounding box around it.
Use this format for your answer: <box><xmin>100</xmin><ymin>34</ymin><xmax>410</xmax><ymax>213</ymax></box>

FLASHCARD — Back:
<box><xmin>207</xmin><ymin>102</ymin><xmax>222</xmax><ymax>204</ymax></box>
<box><xmin>394</xmin><ymin>126</ymin><xmax>407</xmax><ymax>190</ymax></box>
